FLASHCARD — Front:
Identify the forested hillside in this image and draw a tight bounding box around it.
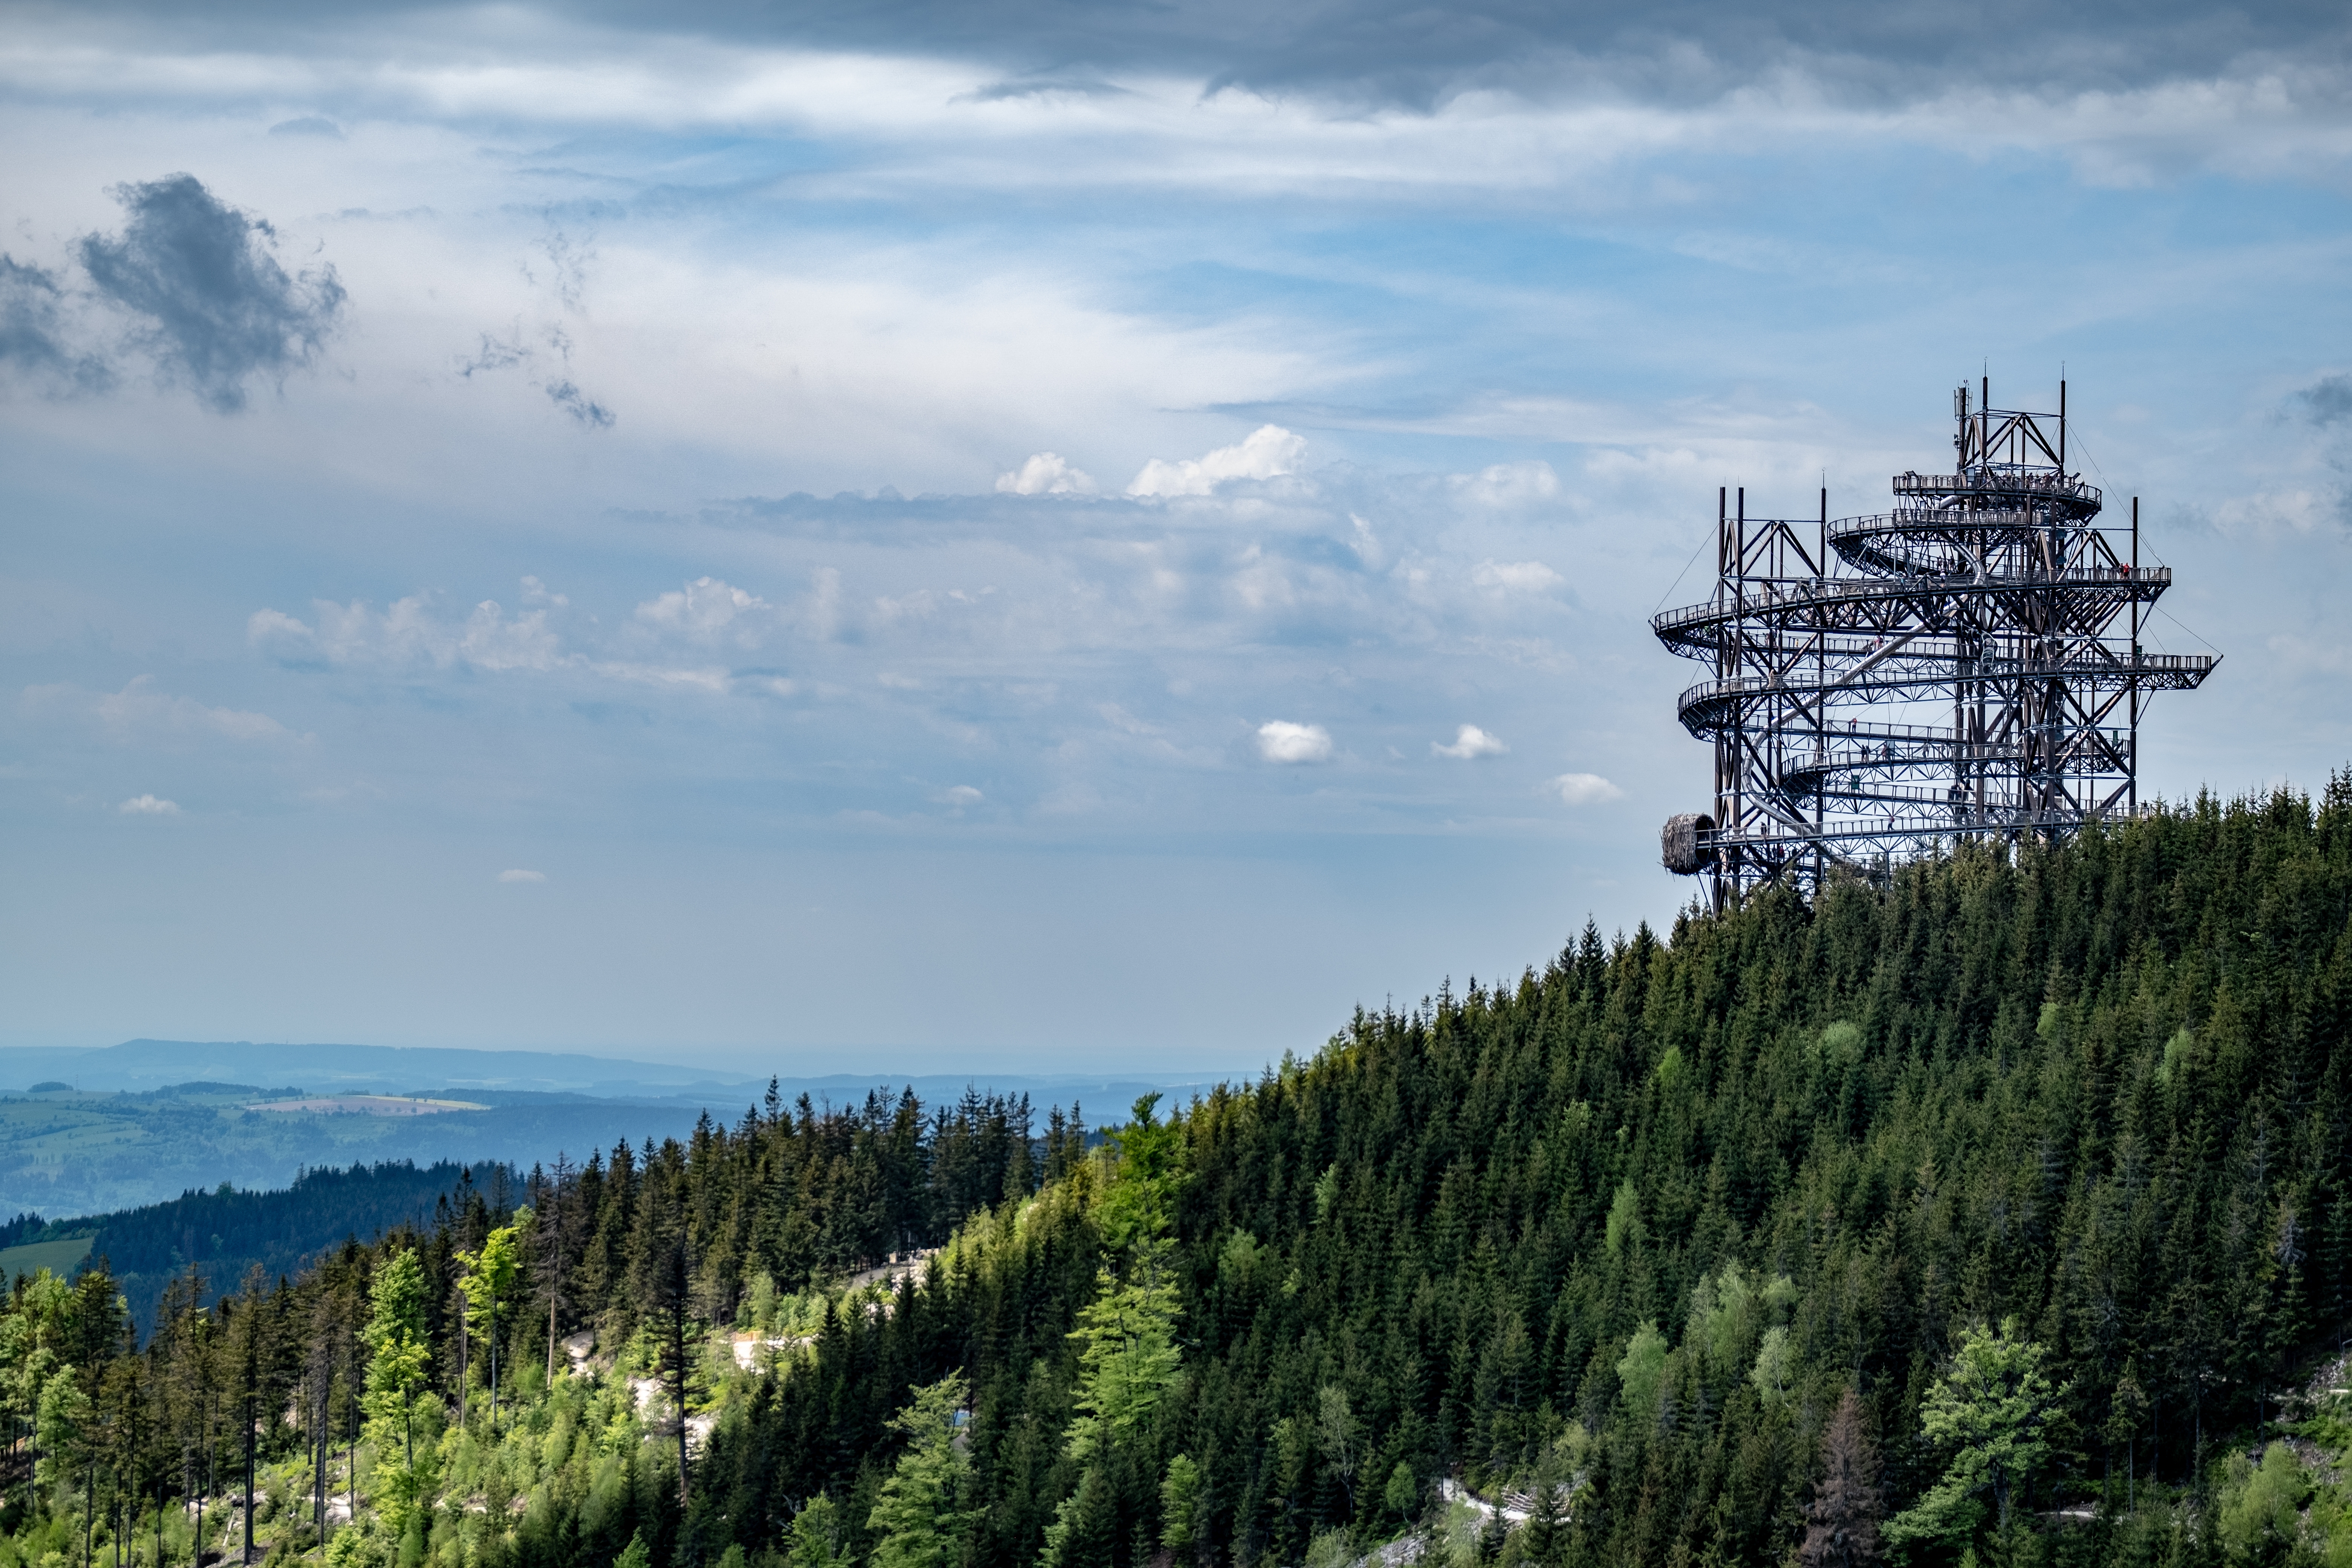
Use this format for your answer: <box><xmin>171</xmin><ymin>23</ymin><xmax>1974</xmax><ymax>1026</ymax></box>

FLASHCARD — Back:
<box><xmin>10</xmin><ymin>783</ymin><xmax>2352</xmax><ymax>1568</ymax></box>
<box><xmin>1</xmin><ymin>1161</ymin><xmax>504</xmax><ymax>1332</ymax></box>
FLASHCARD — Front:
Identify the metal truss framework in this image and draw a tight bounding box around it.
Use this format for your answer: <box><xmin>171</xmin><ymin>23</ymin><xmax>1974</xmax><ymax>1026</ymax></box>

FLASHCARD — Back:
<box><xmin>1653</xmin><ymin>380</ymin><xmax>2218</xmax><ymax>905</ymax></box>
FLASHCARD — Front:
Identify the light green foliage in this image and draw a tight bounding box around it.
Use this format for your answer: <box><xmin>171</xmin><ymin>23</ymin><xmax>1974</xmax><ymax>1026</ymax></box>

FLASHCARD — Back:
<box><xmin>868</xmin><ymin>1372</ymin><xmax>974</xmax><ymax>1568</ymax></box>
<box><xmin>1217</xmin><ymin>1228</ymin><xmax>1265</xmax><ymax>1285</ymax></box>
<box><xmin>458</xmin><ymin>1217</ymin><xmax>526</xmax><ymax>1422</ymax></box>
<box><xmin>1654</xmin><ymin>1045</ymin><xmax>1685</xmax><ymax>1093</ymax></box>
<box><xmin>1315</xmin><ymin>1386</ymin><xmax>1363</xmax><ymax>1502</ymax></box>
<box><xmin>1816</xmin><ymin>1020</ymin><xmax>1862</xmax><ymax>1070</ymax></box>
<box><xmin>1886</xmin><ymin>1318</ymin><xmax>2069</xmax><ymax>1548</ymax></box>
<box><xmin>1096</xmin><ymin>1093</ymin><xmax>1186</xmax><ymax>1252</ymax></box>
<box><xmin>459</xmin><ymin>1221</ymin><xmax>525</xmax><ymax>1352</ymax></box>
<box><xmin>1314</xmin><ymin>1163</ymin><xmax>1340</xmax><ymax>1224</ymax></box>
<box><xmin>1684</xmin><ymin>1263</ymin><xmax>1755</xmax><ymax>1372</ymax></box>
<box><xmin>1303</xmin><ymin>1528</ymin><xmax>1354</xmax><ymax>1568</ymax></box>
<box><xmin>1748</xmin><ymin>1325</ymin><xmax>1793</xmax><ymax>1406</ymax></box>
<box><xmin>1062</xmin><ymin>1245</ymin><xmax>1183</xmax><ymax>1464</ymax></box>
<box><xmin>363</xmin><ymin>1248</ymin><xmax>436</xmax><ymax>1522</ymax></box>
<box><xmin>33</xmin><ymin>1364</ymin><xmax>90</xmax><ymax>1491</ymax></box>
<box><xmin>790</xmin><ymin>1495</ymin><xmax>854</xmax><ymax>1568</ymax></box>
<box><xmin>0</xmin><ymin>1272</ymin><xmax>64</xmax><ymax>1478</ymax></box>
<box><xmin>1161</xmin><ymin>1454</ymin><xmax>1203</xmax><ymax>1550</ymax></box>
<box><xmin>2157</xmin><ymin>1026</ymin><xmax>2194</xmax><ymax>1085</ymax></box>
<box><xmin>1059</xmin><ymin>1101</ymin><xmax>1189</xmax><ymax>1470</ymax></box>
<box><xmin>743</xmin><ymin>1269</ymin><xmax>778</xmax><ymax>1331</ymax></box>
<box><xmin>614</xmin><ymin>1529</ymin><xmax>653</xmax><ymax>1568</ymax></box>
<box><xmin>2219</xmin><ymin>1444</ymin><xmax>2312</xmax><ymax>1562</ymax></box>
<box><xmin>1381</xmin><ymin>1459</ymin><xmax>1416</xmax><ymax>1519</ymax></box>
<box><xmin>1604</xmin><ymin>1181</ymin><xmax>1640</xmax><ymax>1257</ymax></box>
<box><xmin>1615</xmin><ymin>1321</ymin><xmax>1667</xmax><ymax>1419</ymax></box>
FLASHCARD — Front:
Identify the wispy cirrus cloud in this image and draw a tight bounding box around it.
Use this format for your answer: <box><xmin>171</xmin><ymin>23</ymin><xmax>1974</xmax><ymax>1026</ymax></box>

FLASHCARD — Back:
<box><xmin>23</xmin><ymin>676</ymin><xmax>287</xmax><ymax>744</ymax></box>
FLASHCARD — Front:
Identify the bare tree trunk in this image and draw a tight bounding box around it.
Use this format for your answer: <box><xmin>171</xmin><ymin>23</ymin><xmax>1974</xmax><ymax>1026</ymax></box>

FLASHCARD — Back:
<box><xmin>242</xmin><ymin>1389</ymin><xmax>255</xmax><ymax>1566</ymax></box>
<box><xmin>458</xmin><ymin>1286</ymin><xmax>469</xmax><ymax>1431</ymax></box>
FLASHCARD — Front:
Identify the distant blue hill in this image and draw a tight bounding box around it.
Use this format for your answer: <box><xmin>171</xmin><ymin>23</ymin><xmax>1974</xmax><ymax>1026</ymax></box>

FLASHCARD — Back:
<box><xmin>0</xmin><ymin>1038</ymin><xmax>760</xmax><ymax>1096</ymax></box>
<box><xmin>0</xmin><ymin>1039</ymin><xmax>1238</xmax><ymax>1108</ymax></box>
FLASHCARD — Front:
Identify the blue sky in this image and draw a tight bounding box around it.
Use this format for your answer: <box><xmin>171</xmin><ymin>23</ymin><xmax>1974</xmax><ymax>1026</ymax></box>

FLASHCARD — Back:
<box><xmin>3</xmin><ymin>0</ymin><xmax>2350</xmax><ymax>1071</ymax></box>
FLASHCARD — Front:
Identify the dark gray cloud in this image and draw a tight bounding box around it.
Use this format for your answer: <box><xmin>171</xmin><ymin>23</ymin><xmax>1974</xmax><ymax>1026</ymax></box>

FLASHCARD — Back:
<box><xmin>0</xmin><ymin>256</ymin><xmax>112</xmax><ymax>392</ymax></box>
<box><xmin>48</xmin><ymin>0</ymin><xmax>2352</xmax><ymax>108</ymax></box>
<box><xmin>77</xmin><ymin>173</ymin><xmax>345</xmax><ymax>413</ymax></box>
<box><xmin>455</xmin><ymin>325</ymin><xmax>615</xmax><ymax>427</ymax></box>
<box><xmin>546</xmin><ymin>379</ymin><xmax>614</xmax><ymax>427</ymax></box>
<box><xmin>2295</xmin><ymin>374</ymin><xmax>2352</xmax><ymax>427</ymax></box>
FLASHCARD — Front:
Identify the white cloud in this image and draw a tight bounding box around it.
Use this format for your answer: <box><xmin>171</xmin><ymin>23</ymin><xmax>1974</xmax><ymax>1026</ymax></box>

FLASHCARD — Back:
<box><xmin>250</xmin><ymin>592</ymin><xmax>563</xmax><ymax>672</ymax></box>
<box><xmin>633</xmin><ymin>577</ymin><xmax>773</xmax><ymax>642</ymax></box>
<box><xmin>997</xmin><ymin>453</ymin><xmax>1096</xmax><ymax>495</ymax></box>
<box><xmin>118</xmin><ymin>794</ymin><xmax>180</xmax><ymax>815</ymax></box>
<box><xmin>1472</xmin><ymin>559</ymin><xmax>1565</xmax><ymax>593</ymax></box>
<box><xmin>1549</xmin><ymin>772</ymin><xmax>1624</xmax><ymax>805</ymax></box>
<box><xmin>1257</xmin><ymin>720</ymin><xmax>1333</xmax><ymax>764</ymax></box>
<box><xmin>1451</xmin><ymin>461</ymin><xmax>1562</xmax><ymax>506</ymax></box>
<box><xmin>1432</xmin><ymin>724</ymin><xmax>1508</xmax><ymax>759</ymax></box>
<box><xmin>497</xmin><ymin>868</ymin><xmax>546</xmax><ymax>883</ymax></box>
<box><xmin>24</xmin><ymin>676</ymin><xmax>288</xmax><ymax>744</ymax></box>
<box><xmin>589</xmin><ymin>661</ymin><xmax>732</xmax><ymax>692</ymax></box>
<box><xmin>1130</xmin><ymin>425</ymin><xmax>1307</xmax><ymax>498</ymax></box>
<box><xmin>936</xmin><ymin>784</ymin><xmax>985</xmax><ymax>811</ymax></box>
<box><xmin>2208</xmin><ymin>488</ymin><xmax>2333</xmax><ymax>536</ymax></box>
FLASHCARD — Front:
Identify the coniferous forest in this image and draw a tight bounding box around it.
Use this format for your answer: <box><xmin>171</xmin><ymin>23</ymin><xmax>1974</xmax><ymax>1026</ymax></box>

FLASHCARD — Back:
<box><xmin>12</xmin><ymin>781</ymin><xmax>2352</xmax><ymax>1568</ymax></box>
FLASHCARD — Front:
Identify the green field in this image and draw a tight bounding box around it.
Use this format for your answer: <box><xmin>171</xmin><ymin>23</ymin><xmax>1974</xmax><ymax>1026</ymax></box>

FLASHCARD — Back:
<box><xmin>0</xmin><ymin>1233</ymin><xmax>92</xmax><ymax>1288</ymax></box>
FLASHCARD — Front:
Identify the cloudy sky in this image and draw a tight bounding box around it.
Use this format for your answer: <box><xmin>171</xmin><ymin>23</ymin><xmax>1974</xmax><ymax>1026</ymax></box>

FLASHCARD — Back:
<box><xmin>4</xmin><ymin>0</ymin><xmax>2350</xmax><ymax>1072</ymax></box>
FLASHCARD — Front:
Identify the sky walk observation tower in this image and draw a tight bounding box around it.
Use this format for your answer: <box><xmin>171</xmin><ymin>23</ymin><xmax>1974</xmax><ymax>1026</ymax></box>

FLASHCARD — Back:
<box><xmin>1654</xmin><ymin>381</ymin><xmax>2217</xmax><ymax>905</ymax></box>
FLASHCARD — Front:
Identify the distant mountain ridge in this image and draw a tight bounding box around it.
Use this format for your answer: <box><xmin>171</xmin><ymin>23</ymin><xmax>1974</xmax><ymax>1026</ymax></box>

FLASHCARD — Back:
<box><xmin>0</xmin><ymin>1038</ymin><xmax>760</xmax><ymax>1096</ymax></box>
<box><xmin>0</xmin><ymin>1039</ymin><xmax>1237</xmax><ymax>1108</ymax></box>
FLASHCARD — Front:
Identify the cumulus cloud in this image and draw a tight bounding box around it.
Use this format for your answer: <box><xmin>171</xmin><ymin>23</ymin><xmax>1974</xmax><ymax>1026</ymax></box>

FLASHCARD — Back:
<box><xmin>1432</xmin><ymin>724</ymin><xmax>1507</xmax><ymax>759</ymax></box>
<box><xmin>251</xmin><ymin>593</ymin><xmax>563</xmax><ymax>672</ymax></box>
<box><xmin>1472</xmin><ymin>559</ymin><xmax>1564</xmax><ymax>592</ymax></box>
<box><xmin>997</xmin><ymin>452</ymin><xmax>1096</xmax><ymax>495</ymax></box>
<box><xmin>1130</xmin><ymin>425</ymin><xmax>1306</xmax><ymax>498</ymax></box>
<box><xmin>1549</xmin><ymin>772</ymin><xmax>1623</xmax><ymax>805</ymax></box>
<box><xmin>1257</xmin><ymin>720</ymin><xmax>1333</xmax><ymax>764</ymax></box>
<box><xmin>76</xmin><ymin>174</ymin><xmax>344</xmax><ymax>413</ymax></box>
<box><xmin>634</xmin><ymin>577</ymin><xmax>773</xmax><ymax>643</ymax></box>
<box><xmin>497</xmin><ymin>868</ymin><xmax>546</xmax><ymax>883</ymax></box>
<box><xmin>118</xmin><ymin>794</ymin><xmax>180</xmax><ymax>815</ymax></box>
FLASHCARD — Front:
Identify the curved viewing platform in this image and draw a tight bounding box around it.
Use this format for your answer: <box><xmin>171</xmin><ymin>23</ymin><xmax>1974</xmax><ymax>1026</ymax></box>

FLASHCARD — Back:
<box><xmin>1831</xmin><ymin>512</ymin><xmax>2125</xmax><ymax>577</ymax></box>
<box><xmin>1650</xmin><ymin>565</ymin><xmax>2173</xmax><ymax>655</ymax></box>
<box><xmin>1674</xmin><ymin>652</ymin><xmax>2217</xmax><ymax>737</ymax></box>
<box><xmin>1891</xmin><ymin>469</ymin><xmax>2102</xmax><ymax>515</ymax></box>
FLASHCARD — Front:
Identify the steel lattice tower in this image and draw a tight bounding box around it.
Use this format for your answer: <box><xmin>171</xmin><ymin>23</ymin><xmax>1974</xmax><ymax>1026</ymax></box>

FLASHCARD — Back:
<box><xmin>1654</xmin><ymin>380</ymin><xmax>2218</xmax><ymax>904</ymax></box>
